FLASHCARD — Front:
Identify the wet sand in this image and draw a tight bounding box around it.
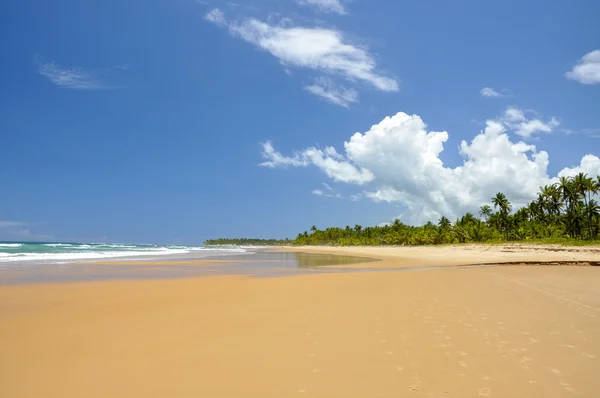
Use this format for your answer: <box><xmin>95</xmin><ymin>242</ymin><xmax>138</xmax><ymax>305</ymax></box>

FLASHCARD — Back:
<box><xmin>1</xmin><ymin>245</ymin><xmax>599</xmax><ymax>397</ymax></box>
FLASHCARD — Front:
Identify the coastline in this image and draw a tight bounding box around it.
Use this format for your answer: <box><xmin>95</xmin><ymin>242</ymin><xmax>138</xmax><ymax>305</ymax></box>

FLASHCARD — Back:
<box><xmin>1</xmin><ymin>245</ymin><xmax>599</xmax><ymax>397</ymax></box>
<box><xmin>271</xmin><ymin>244</ymin><xmax>600</xmax><ymax>268</ymax></box>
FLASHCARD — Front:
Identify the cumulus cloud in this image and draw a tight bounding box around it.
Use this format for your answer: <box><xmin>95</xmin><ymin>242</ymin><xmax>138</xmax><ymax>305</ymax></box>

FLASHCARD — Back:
<box><xmin>260</xmin><ymin>110</ymin><xmax>600</xmax><ymax>224</ymax></box>
<box><xmin>499</xmin><ymin>107</ymin><xmax>559</xmax><ymax>139</ymax></box>
<box><xmin>304</xmin><ymin>77</ymin><xmax>358</xmax><ymax>107</ymax></box>
<box><xmin>566</xmin><ymin>50</ymin><xmax>600</xmax><ymax>84</ymax></box>
<box><xmin>205</xmin><ymin>8</ymin><xmax>398</xmax><ymax>97</ymax></box>
<box><xmin>297</xmin><ymin>0</ymin><xmax>346</xmax><ymax>14</ymax></box>
<box><xmin>480</xmin><ymin>87</ymin><xmax>503</xmax><ymax>98</ymax></box>
<box><xmin>557</xmin><ymin>155</ymin><xmax>600</xmax><ymax>178</ymax></box>
<box><xmin>35</xmin><ymin>55</ymin><xmax>129</xmax><ymax>90</ymax></box>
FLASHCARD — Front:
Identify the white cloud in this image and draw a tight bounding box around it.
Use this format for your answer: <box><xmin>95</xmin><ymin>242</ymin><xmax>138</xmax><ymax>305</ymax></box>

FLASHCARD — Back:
<box><xmin>304</xmin><ymin>77</ymin><xmax>358</xmax><ymax>107</ymax></box>
<box><xmin>261</xmin><ymin>110</ymin><xmax>600</xmax><ymax>224</ymax></box>
<box><xmin>0</xmin><ymin>221</ymin><xmax>27</xmax><ymax>228</ymax></box>
<box><xmin>312</xmin><ymin>182</ymin><xmax>342</xmax><ymax>198</ymax></box>
<box><xmin>500</xmin><ymin>107</ymin><xmax>559</xmax><ymax>139</ymax></box>
<box><xmin>260</xmin><ymin>142</ymin><xmax>374</xmax><ymax>184</ymax></box>
<box><xmin>557</xmin><ymin>155</ymin><xmax>600</xmax><ymax>178</ymax></box>
<box><xmin>35</xmin><ymin>55</ymin><xmax>129</xmax><ymax>90</ymax></box>
<box><xmin>205</xmin><ymin>8</ymin><xmax>226</xmax><ymax>26</ymax></box>
<box><xmin>297</xmin><ymin>0</ymin><xmax>346</xmax><ymax>14</ymax></box>
<box><xmin>260</xmin><ymin>141</ymin><xmax>309</xmax><ymax>168</ymax></box>
<box><xmin>566</xmin><ymin>50</ymin><xmax>600</xmax><ymax>84</ymax></box>
<box><xmin>480</xmin><ymin>87</ymin><xmax>503</xmax><ymax>98</ymax></box>
<box><xmin>205</xmin><ymin>9</ymin><xmax>398</xmax><ymax>92</ymax></box>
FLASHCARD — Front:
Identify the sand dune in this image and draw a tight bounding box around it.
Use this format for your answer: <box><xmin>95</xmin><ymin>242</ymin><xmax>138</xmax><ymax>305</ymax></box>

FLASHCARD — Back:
<box><xmin>1</xmin><ymin>246</ymin><xmax>599</xmax><ymax>397</ymax></box>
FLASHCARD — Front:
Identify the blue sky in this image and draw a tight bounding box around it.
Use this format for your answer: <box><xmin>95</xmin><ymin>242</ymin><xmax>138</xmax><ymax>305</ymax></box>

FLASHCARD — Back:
<box><xmin>1</xmin><ymin>0</ymin><xmax>599</xmax><ymax>243</ymax></box>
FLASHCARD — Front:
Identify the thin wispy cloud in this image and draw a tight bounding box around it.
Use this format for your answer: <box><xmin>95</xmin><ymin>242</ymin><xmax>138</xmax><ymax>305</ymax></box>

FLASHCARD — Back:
<box><xmin>205</xmin><ymin>8</ymin><xmax>226</xmax><ymax>26</ymax></box>
<box><xmin>204</xmin><ymin>8</ymin><xmax>398</xmax><ymax>107</ymax></box>
<box><xmin>297</xmin><ymin>0</ymin><xmax>346</xmax><ymax>15</ymax></box>
<box><xmin>566</xmin><ymin>50</ymin><xmax>600</xmax><ymax>84</ymax></box>
<box><xmin>582</xmin><ymin>128</ymin><xmax>600</xmax><ymax>139</ymax></box>
<box><xmin>304</xmin><ymin>77</ymin><xmax>358</xmax><ymax>107</ymax></box>
<box><xmin>35</xmin><ymin>55</ymin><xmax>130</xmax><ymax>90</ymax></box>
<box><xmin>480</xmin><ymin>87</ymin><xmax>503</xmax><ymax>98</ymax></box>
<box><xmin>312</xmin><ymin>182</ymin><xmax>342</xmax><ymax>198</ymax></box>
<box><xmin>0</xmin><ymin>221</ymin><xmax>28</xmax><ymax>228</ymax></box>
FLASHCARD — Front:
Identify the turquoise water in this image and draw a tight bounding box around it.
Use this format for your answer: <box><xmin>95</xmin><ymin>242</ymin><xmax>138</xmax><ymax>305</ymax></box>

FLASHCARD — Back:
<box><xmin>0</xmin><ymin>241</ymin><xmax>246</xmax><ymax>265</ymax></box>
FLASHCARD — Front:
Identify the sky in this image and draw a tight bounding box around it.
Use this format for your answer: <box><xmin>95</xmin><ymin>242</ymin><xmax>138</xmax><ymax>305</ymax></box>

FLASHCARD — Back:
<box><xmin>1</xmin><ymin>0</ymin><xmax>600</xmax><ymax>244</ymax></box>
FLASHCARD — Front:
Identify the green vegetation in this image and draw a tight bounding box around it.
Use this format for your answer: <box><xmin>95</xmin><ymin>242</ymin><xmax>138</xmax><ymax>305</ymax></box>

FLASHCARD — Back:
<box><xmin>294</xmin><ymin>173</ymin><xmax>600</xmax><ymax>246</ymax></box>
<box><xmin>204</xmin><ymin>238</ymin><xmax>291</xmax><ymax>246</ymax></box>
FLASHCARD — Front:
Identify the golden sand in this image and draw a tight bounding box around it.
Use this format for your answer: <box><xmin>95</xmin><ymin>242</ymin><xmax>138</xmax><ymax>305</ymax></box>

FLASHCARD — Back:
<box><xmin>1</xmin><ymin>245</ymin><xmax>599</xmax><ymax>397</ymax></box>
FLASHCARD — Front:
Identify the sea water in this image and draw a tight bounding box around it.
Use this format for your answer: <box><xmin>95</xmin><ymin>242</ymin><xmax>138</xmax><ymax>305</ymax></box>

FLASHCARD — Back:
<box><xmin>0</xmin><ymin>241</ymin><xmax>248</xmax><ymax>265</ymax></box>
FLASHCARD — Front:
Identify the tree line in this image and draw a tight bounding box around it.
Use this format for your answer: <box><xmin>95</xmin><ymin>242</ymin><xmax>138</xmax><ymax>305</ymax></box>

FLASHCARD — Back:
<box><xmin>204</xmin><ymin>238</ymin><xmax>291</xmax><ymax>246</ymax></box>
<box><xmin>294</xmin><ymin>173</ymin><xmax>600</xmax><ymax>246</ymax></box>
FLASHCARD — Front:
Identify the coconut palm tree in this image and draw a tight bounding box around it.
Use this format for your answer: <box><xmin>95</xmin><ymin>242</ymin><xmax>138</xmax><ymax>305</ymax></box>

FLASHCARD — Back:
<box><xmin>354</xmin><ymin>224</ymin><xmax>362</xmax><ymax>235</ymax></box>
<box><xmin>558</xmin><ymin>176</ymin><xmax>579</xmax><ymax>238</ymax></box>
<box><xmin>586</xmin><ymin>199</ymin><xmax>600</xmax><ymax>240</ymax></box>
<box><xmin>492</xmin><ymin>192</ymin><xmax>512</xmax><ymax>240</ymax></box>
<box><xmin>572</xmin><ymin>173</ymin><xmax>594</xmax><ymax>238</ymax></box>
<box><xmin>438</xmin><ymin>216</ymin><xmax>451</xmax><ymax>230</ymax></box>
<box><xmin>479</xmin><ymin>205</ymin><xmax>492</xmax><ymax>222</ymax></box>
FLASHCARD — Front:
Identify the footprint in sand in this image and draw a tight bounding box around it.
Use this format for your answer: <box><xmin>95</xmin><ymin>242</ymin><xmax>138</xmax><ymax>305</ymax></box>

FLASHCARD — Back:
<box><xmin>477</xmin><ymin>387</ymin><xmax>491</xmax><ymax>396</ymax></box>
<box><xmin>582</xmin><ymin>353</ymin><xmax>595</xmax><ymax>358</ymax></box>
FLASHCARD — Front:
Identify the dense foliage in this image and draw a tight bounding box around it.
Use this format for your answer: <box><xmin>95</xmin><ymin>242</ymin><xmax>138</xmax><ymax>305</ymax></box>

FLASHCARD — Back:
<box><xmin>204</xmin><ymin>238</ymin><xmax>290</xmax><ymax>246</ymax></box>
<box><xmin>294</xmin><ymin>173</ymin><xmax>600</xmax><ymax>246</ymax></box>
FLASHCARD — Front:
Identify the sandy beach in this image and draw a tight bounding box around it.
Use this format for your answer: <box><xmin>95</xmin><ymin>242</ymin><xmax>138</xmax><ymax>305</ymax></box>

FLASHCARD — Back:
<box><xmin>1</xmin><ymin>245</ymin><xmax>599</xmax><ymax>397</ymax></box>
<box><xmin>278</xmin><ymin>244</ymin><xmax>600</xmax><ymax>268</ymax></box>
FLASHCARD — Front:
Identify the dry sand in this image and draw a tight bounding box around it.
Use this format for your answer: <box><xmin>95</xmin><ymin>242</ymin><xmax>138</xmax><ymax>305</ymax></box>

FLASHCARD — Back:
<box><xmin>1</xmin><ymin>245</ymin><xmax>599</xmax><ymax>397</ymax></box>
<box><xmin>275</xmin><ymin>244</ymin><xmax>600</xmax><ymax>268</ymax></box>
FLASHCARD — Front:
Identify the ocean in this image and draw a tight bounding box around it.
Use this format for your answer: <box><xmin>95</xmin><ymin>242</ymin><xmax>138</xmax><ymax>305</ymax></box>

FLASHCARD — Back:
<box><xmin>0</xmin><ymin>241</ymin><xmax>248</xmax><ymax>265</ymax></box>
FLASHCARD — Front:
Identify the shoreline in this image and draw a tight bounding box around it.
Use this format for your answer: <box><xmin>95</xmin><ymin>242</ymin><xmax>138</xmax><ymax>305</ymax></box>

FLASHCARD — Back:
<box><xmin>271</xmin><ymin>244</ymin><xmax>600</xmax><ymax>269</ymax></box>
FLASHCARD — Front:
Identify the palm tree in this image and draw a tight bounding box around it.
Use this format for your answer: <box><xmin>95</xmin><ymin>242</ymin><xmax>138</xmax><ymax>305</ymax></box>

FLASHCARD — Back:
<box><xmin>492</xmin><ymin>192</ymin><xmax>512</xmax><ymax>240</ymax></box>
<box><xmin>572</xmin><ymin>173</ymin><xmax>594</xmax><ymax>239</ymax></box>
<box><xmin>558</xmin><ymin>176</ymin><xmax>578</xmax><ymax>238</ymax></box>
<box><xmin>585</xmin><ymin>199</ymin><xmax>600</xmax><ymax>240</ymax></box>
<box><xmin>461</xmin><ymin>212</ymin><xmax>477</xmax><ymax>224</ymax></box>
<box><xmin>588</xmin><ymin>178</ymin><xmax>600</xmax><ymax>239</ymax></box>
<box><xmin>479</xmin><ymin>205</ymin><xmax>492</xmax><ymax>222</ymax></box>
<box><xmin>438</xmin><ymin>216</ymin><xmax>451</xmax><ymax>230</ymax></box>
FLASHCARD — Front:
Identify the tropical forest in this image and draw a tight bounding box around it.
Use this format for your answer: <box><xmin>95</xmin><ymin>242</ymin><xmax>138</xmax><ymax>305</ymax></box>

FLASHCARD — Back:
<box><xmin>293</xmin><ymin>173</ymin><xmax>600</xmax><ymax>246</ymax></box>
